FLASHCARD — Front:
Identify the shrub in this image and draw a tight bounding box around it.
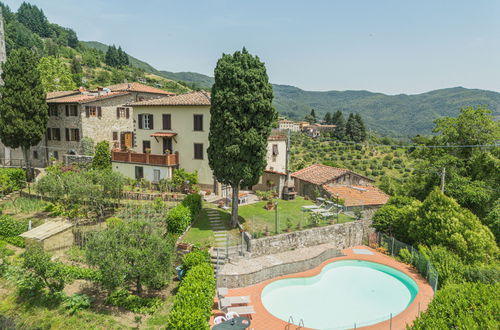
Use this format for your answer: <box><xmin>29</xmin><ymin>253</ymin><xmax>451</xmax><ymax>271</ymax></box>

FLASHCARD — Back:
<box><xmin>167</xmin><ymin>263</ymin><xmax>215</xmax><ymax>329</ymax></box>
<box><xmin>60</xmin><ymin>264</ymin><xmax>102</xmax><ymax>282</ymax></box>
<box><xmin>0</xmin><ymin>168</ymin><xmax>26</xmax><ymax>194</ymax></box>
<box><xmin>166</xmin><ymin>205</ymin><xmax>192</xmax><ymax>234</ymax></box>
<box><xmin>182</xmin><ymin>194</ymin><xmax>202</xmax><ymax>218</ymax></box>
<box><xmin>0</xmin><ymin>215</ymin><xmax>28</xmax><ymax>237</ymax></box>
<box><xmin>255</xmin><ymin>190</ymin><xmax>273</xmax><ymax>201</ymax></box>
<box><xmin>410</xmin><ymin>283</ymin><xmax>499</xmax><ymax>329</ymax></box>
<box><xmin>398</xmin><ymin>248</ymin><xmax>412</xmax><ymax>264</ymax></box>
<box><xmin>64</xmin><ymin>293</ymin><xmax>92</xmax><ymax>315</ymax></box>
<box><xmin>105</xmin><ymin>216</ymin><xmax>123</xmax><ymax>228</ymax></box>
<box><xmin>182</xmin><ymin>250</ymin><xmax>210</xmax><ymax>272</ymax></box>
<box><xmin>106</xmin><ymin>288</ymin><xmax>162</xmax><ymax>314</ymax></box>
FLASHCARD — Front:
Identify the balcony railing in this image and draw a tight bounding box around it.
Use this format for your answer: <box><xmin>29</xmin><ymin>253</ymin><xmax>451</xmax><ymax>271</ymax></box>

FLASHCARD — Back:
<box><xmin>112</xmin><ymin>150</ymin><xmax>179</xmax><ymax>166</ymax></box>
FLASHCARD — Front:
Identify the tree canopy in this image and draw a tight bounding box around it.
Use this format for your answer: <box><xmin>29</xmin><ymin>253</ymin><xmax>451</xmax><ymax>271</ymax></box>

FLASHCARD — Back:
<box><xmin>37</xmin><ymin>56</ymin><xmax>76</xmax><ymax>93</ymax></box>
<box><xmin>208</xmin><ymin>48</ymin><xmax>276</xmax><ymax>226</ymax></box>
<box><xmin>91</xmin><ymin>141</ymin><xmax>112</xmax><ymax>170</ymax></box>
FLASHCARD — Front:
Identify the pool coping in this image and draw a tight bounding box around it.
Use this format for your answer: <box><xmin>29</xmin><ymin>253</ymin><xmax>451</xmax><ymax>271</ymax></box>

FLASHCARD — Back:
<box><xmin>211</xmin><ymin>245</ymin><xmax>434</xmax><ymax>330</ymax></box>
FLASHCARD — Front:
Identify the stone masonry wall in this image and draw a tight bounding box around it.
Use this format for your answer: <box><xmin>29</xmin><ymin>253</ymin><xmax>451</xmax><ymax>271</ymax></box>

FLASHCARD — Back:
<box><xmin>249</xmin><ymin>220</ymin><xmax>371</xmax><ymax>257</ymax></box>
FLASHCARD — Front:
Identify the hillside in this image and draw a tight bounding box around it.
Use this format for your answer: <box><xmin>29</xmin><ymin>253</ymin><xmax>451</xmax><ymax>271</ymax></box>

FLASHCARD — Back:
<box><xmin>87</xmin><ymin>39</ymin><xmax>500</xmax><ymax>138</ymax></box>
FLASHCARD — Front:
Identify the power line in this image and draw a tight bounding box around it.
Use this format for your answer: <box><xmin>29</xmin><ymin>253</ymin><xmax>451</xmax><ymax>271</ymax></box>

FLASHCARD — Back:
<box><xmin>293</xmin><ymin>138</ymin><xmax>500</xmax><ymax>149</ymax></box>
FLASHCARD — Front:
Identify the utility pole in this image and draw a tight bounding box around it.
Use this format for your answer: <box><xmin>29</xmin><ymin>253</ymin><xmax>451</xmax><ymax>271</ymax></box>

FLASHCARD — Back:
<box><xmin>440</xmin><ymin>167</ymin><xmax>446</xmax><ymax>193</ymax></box>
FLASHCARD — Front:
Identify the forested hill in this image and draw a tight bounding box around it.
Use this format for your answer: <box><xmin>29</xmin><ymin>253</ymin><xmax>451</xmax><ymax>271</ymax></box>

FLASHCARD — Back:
<box><xmin>87</xmin><ymin>40</ymin><xmax>500</xmax><ymax>138</ymax></box>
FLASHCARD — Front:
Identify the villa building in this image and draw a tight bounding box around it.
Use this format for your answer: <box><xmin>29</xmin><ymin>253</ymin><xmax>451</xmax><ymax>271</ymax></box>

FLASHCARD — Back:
<box><xmin>277</xmin><ymin>119</ymin><xmax>300</xmax><ymax>132</ymax></box>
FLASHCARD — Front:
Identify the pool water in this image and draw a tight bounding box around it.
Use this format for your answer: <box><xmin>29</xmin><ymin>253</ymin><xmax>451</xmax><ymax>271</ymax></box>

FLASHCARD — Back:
<box><xmin>261</xmin><ymin>260</ymin><xmax>418</xmax><ymax>330</ymax></box>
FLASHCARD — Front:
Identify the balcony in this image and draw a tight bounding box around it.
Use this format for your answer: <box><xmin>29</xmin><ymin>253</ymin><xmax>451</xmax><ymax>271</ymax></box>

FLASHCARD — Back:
<box><xmin>112</xmin><ymin>150</ymin><xmax>179</xmax><ymax>166</ymax></box>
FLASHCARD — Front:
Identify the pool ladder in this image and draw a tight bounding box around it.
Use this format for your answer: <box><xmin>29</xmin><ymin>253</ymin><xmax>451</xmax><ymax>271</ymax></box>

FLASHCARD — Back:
<box><xmin>285</xmin><ymin>316</ymin><xmax>304</xmax><ymax>330</ymax></box>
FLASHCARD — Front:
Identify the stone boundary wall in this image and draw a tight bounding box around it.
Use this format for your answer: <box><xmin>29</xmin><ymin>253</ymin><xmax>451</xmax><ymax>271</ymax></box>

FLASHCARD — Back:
<box><xmin>63</xmin><ymin>154</ymin><xmax>93</xmax><ymax>166</ymax></box>
<box><xmin>249</xmin><ymin>220</ymin><xmax>371</xmax><ymax>257</ymax></box>
<box><xmin>217</xmin><ymin>247</ymin><xmax>344</xmax><ymax>288</ymax></box>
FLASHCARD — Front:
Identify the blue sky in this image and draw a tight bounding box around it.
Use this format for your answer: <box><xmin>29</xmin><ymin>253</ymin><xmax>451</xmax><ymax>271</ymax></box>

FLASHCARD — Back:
<box><xmin>3</xmin><ymin>0</ymin><xmax>499</xmax><ymax>94</ymax></box>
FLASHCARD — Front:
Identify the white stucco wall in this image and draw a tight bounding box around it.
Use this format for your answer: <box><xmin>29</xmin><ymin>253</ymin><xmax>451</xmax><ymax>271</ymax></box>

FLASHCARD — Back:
<box><xmin>113</xmin><ymin>161</ymin><xmax>172</xmax><ymax>182</ymax></box>
<box><xmin>266</xmin><ymin>139</ymin><xmax>287</xmax><ymax>173</ymax></box>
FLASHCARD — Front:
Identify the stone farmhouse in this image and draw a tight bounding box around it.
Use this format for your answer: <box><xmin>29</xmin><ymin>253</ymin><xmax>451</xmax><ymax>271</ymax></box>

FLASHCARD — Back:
<box><xmin>0</xmin><ymin>83</ymin><xmax>173</xmax><ymax>167</ymax></box>
<box><xmin>111</xmin><ymin>91</ymin><xmax>289</xmax><ymax>195</ymax></box>
<box><xmin>292</xmin><ymin>163</ymin><xmax>389</xmax><ymax>215</ymax></box>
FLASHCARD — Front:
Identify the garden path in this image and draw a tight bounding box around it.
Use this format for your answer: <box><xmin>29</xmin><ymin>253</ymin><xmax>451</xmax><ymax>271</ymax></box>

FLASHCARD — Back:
<box><xmin>205</xmin><ymin>208</ymin><xmax>227</xmax><ymax>248</ymax></box>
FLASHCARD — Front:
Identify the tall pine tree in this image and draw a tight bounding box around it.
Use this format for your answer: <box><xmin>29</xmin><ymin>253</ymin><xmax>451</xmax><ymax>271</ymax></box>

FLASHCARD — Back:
<box><xmin>208</xmin><ymin>48</ymin><xmax>276</xmax><ymax>227</ymax></box>
<box><xmin>354</xmin><ymin>113</ymin><xmax>367</xmax><ymax>142</ymax></box>
<box><xmin>323</xmin><ymin>112</ymin><xmax>332</xmax><ymax>124</ymax></box>
<box><xmin>16</xmin><ymin>2</ymin><xmax>50</xmax><ymax>37</ymax></box>
<box><xmin>105</xmin><ymin>45</ymin><xmax>119</xmax><ymax>67</ymax></box>
<box><xmin>0</xmin><ymin>48</ymin><xmax>48</xmax><ymax>179</ymax></box>
<box><xmin>117</xmin><ymin>46</ymin><xmax>129</xmax><ymax>67</ymax></box>
<box><xmin>345</xmin><ymin>113</ymin><xmax>356</xmax><ymax>141</ymax></box>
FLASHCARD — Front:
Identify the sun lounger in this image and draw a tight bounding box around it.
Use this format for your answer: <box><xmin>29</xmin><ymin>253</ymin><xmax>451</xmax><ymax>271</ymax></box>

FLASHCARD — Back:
<box><xmin>311</xmin><ymin>201</ymin><xmax>335</xmax><ymax>213</ymax></box>
<box><xmin>220</xmin><ymin>296</ymin><xmax>251</xmax><ymax>308</ymax></box>
<box><xmin>302</xmin><ymin>197</ymin><xmax>325</xmax><ymax>211</ymax></box>
<box><xmin>226</xmin><ymin>306</ymin><xmax>256</xmax><ymax>316</ymax></box>
<box><xmin>217</xmin><ymin>287</ymin><xmax>229</xmax><ymax>297</ymax></box>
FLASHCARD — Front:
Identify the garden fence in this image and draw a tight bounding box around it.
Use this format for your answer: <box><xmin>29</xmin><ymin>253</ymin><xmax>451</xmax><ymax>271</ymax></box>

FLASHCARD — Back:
<box><xmin>376</xmin><ymin>232</ymin><xmax>439</xmax><ymax>293</ymax></box>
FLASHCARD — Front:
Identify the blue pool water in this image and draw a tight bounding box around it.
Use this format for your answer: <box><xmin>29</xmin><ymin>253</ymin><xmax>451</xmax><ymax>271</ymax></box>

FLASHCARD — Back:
<box><xmin>261</xmin><ymin>260</ymin><xmax>418</xmax><ymax>330</ymax></box>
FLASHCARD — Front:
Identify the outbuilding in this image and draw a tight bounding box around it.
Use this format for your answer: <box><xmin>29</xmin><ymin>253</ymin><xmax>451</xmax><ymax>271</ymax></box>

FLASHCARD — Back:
<box><xmin>20</xmin><ymin>221</ymin><xmax>74</xmax><ymax>253</ymax></box>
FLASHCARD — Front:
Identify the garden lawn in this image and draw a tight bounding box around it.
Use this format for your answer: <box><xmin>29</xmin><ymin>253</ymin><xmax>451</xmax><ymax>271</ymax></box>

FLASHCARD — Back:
<box><xmin>238</xmin><ymin>197</ymin><xmax>354</xmax><ymax>236</ymax></box>
<box><xmin>182</xmin><ymin>206</ymin><xmax>240</xmax><ymax>248</ymax></box>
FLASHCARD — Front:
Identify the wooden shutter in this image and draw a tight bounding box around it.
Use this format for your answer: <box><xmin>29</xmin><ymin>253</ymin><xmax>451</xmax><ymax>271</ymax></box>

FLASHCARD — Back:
<box><xmin>194</xmin><ymin>143</ymin><xmax>203</xmax><ymax>159</ymax></box>
<box><xmin>194</xmin><ymin>115</ymin><xmax>203</xmax><ymax>131</ymax></box>
<box><xmin>116</xmin><ymin>108</ymin><xmax>120</xmax><ymax>119</ymax></box>
<box><xmin>97</xmin><ymin>107</ymin><xmax>102</xmax><ymax>118</ymax></box>
<box><xmin>163</xmin><ymin>114</ymin><xmax>171</xmax><ymax>130</ymax></box>
<box><xmin>126</xmin><ymin>108</ymin><xmax>130</xmax><ymax>119</ymax></box>
<box><xmin>55</xmin><ymin>128</ymin><xmax>61</xmax><ymax>141</ymax></box>
<box><xmin>113</xmin><ymin>132</ymin><xmax>118</xmax><ymax>140</ymax></box>
<box><xmin>120</xmin><ymin>132</ymin><xmax>125</xmax><ymax>147</ymax></box>
<box><xmin>75</xmin><ymin>129</ymin><xmax>80</xmax><ymax>142</ymax></box>
<box><xmin>65</xmin><ymin>128</ymin><xmax>70</xmax><ymax>141</ymax></box>
<box><xmin>47</xmin><ymin>128</ymin><xmax>52</xmax><ymax>140</ymax></box>
<box><xmin>85</xmin><ymin>106</ymin><xmax>90</xmax><ymax>117</ymax></box>
<box><xmin>149</xmin><ymin>114</ymin><xmax>154</xmax><ymax>129</ymax></box>
<box><xmin>138</xmin><ymin>114</ymin><xmax>143</xmax><ymax>129</ymax></box>
<box><xmin>65</xmin><ymin>105</ymin><xmax>69</xmax><ymax>116</ymax></box>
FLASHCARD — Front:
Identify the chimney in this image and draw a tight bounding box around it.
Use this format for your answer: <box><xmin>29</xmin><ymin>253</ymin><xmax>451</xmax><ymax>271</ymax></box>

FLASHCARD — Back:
<box><xmin>97</xmin><ymin>86</ymin><xmax>104</xmax><ymax>96</ymax></box>
<box><xmin>78</xmin><ymin>86</ymin><xmax>86</xmax><ymax>94</ymax></box>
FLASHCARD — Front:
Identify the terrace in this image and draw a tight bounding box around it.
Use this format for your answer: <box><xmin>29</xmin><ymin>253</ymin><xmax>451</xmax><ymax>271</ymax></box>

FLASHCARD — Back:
<box><xmin>112</xmin><ymin>150</ymin><xmax>179</xmax><ymax>166</ymax></box>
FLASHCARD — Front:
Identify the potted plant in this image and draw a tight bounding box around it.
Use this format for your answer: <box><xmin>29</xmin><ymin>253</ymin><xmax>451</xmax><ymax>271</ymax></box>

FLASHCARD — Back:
<box><xmin>265</xmin><ymin>200</ymin><xmax>274</xmax><ymax>211</ymax></box>
<box><xmin>145</xmin><ymin>148</ymin><xmax>152</xmax><ymax>154</ymax></box>
<box><xmin>286</xmin><ymin>218</ymin><xmax>292</xmax><ymax>232</ymax></box>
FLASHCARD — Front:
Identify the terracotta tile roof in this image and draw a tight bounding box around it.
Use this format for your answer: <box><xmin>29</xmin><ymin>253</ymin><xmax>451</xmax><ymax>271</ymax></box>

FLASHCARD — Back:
<box><xmin>46</xmin><ymin>90</ymin><xmax>80</xmax><ymax>100</ymax></box>
<box><xmin>46</xmin><ymin>92</ymin><xmax>131</xmax><ymax>104</ymax></box>
<box><xmin>292</xmin><ymin>164</ymin><xmax>350</xmax><ymax>185</ymax></box>
<box><xmin>104</xmin><ymin>82</ymin><xmax>175</xmax><ymax>95</ymax></box>
<box><xmin>264</xmin><ymin>169</ymin><xmax>287</xmax><ymax>176</ymax></box>
<box><xmin>150</xmin><ymin>132</ymin><xmax>177</xmax><ymax>137</ymax></box>
<box><xmin>129</xmin><ymin>91</ymin><xmax>211</xmax><ymax>106</ymax></box>
<box><xmin>268</xmin><ymin>134</ymin><xmax>287</xmax><ymax>141</ymax></box>
<box><xmin>323</xmin><ymin>184</ymin><xmax>390</xmax><ymax>207</ymax></box>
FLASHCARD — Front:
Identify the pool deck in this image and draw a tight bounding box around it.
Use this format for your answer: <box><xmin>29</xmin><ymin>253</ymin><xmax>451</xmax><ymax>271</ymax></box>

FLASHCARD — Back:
<box><xmin>211</xmin><ymin>245</ymin><xmax>434</xmax><ymax>330</ymax></box>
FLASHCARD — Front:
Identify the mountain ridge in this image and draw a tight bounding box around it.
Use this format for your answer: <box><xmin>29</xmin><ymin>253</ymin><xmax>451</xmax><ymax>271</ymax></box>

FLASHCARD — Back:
<box><xmin>83</xmin><ymin>40</ymin><xmax>500</xmax><ymax>137</ymax></box>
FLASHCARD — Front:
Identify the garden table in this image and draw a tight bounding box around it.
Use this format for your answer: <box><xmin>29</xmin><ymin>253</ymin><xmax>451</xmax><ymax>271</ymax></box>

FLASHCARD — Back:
<box><xmin>212</xmin><ymin>317</ymin><xmax>251</xmax><ymax>329</ymax></box>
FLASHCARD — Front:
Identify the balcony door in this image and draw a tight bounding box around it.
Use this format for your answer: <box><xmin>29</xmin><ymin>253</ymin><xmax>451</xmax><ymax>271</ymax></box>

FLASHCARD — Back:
<box><xmin>163</xmin><ymin>137</ymin><xmax>173</xmax><ymax>154</ymax></box>
<box><xmin>142</xmin><ymin>140</ymin><xmax>151</xmax><ymax>153</ymax></box>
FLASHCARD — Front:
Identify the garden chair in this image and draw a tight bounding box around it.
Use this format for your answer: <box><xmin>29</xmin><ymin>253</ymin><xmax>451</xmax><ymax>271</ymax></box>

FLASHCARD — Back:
<box><xmin>214</xmin><ymin>316</ymin><xmax>227</xmax><ymax>325</ymax></box>
<box><xmin>302</xmin><ymin>197</ymin><xmax>325</xmax><ymax>211</ymax></box>
<box><xmin>227</xmin><ymin>306</ymin><xmax>256</xmax><ymax>318</ymax></box>
<box><xmin>225</xmin><ymin>311</ymin><xmax>240</xmax><ymax>320</ymax></box>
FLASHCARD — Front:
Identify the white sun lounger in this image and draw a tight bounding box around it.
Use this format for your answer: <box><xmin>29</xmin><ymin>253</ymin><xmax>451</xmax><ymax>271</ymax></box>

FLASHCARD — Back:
<box><xmin>220</xmin><ymin>296</ymin><xmax>251</xmax><ymax>308</ymax></box>
<box><xmin>311</xmin><ymin>201</ymin><xmax>335</xmax><ymax>213</ymax></box>
<box><xmin>302</xmin><ymin>197</ymin><xmax>325</xmax><ymax>211</ymax></box>
<box><xmin>226</xmin><ymin>305</ymin><xmax>256</xmax><ymax>316</ymax></box>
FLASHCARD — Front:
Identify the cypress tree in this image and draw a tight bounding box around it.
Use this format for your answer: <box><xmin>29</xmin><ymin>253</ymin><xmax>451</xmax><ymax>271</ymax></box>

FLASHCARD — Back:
<box><xmin>323</xmin><ymin>112</ymin><xmax>332</xmax><ymax>125</ymax></box>
<box><xmin>208</xmin><ymin>48</ymin><xmax>276</xmax><ymax>227</ymax></box>
<box><xmin>345</xmin><ymin>113</ymin><xmax>356</xmax><ymax>141</ymax></box>
<box><xmin>354</xmin><ymin>113</ymin><xmax>367</xmax><ymax>142</ymax></box>
<box><xmin>105</xmin><ymin>45</ymin><xmax>118</xmax><ymax>67</ymax></box>
<box><xmin>310</xmin><ymin>109</ymin><xmax>317</xmax><ymax>123</ymax></box>
<box><xmin>117</xmin><ymin>46</ymin><xmax>129</xmax><ymax>67</ymax></box>
<box><xmin>332</xmin><ymin>110</ymin><xmax>346</xmax><ymax>140</ymax></box>
<box><xmin>0</xmin><ymin>48</ymin><xmax>48</xmax><ymax>179</ymax></box>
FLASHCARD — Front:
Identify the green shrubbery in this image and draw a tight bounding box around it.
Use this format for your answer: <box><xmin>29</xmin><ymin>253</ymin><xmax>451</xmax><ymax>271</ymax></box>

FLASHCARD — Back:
<box><xmin>181</xmin><ymin>194</ymin><xmax>202</xmax><ymax>218</ymax></box>
<box><xmin>255</xmin><ymin>190</ymin><xmax>273</xmax><ymax>200</ymax></box>
<box><xmin>105</xmin><ymin>288</ymin><xmax>162</xmax><ymax>314</ymax></box>
<box><xmin>181</xmin><ymin>249</ymin><xmax>210</xmax><ymax>272</ymax></box>
<box><xmin>410</xmin><ymin>283</ymin><xmax>500</xmax><ymax>329</ymax></box>
<box><xmin>64</xmin><ymin>294</ymin><xmax>92</xmax><ymax>315</ymax></box>
<box><xmin>166</xmin><ymin>204</ymin><xmax>192</xmax><ymax>234</ymax></box>
<box><xmin>0</xmin><ymin>215</ymin><xmax>28</xmax><ymax>247</ymax></box>
<box><xmin>0</xmin><ymin>168</ymin><xmax>26</xmax><ymax>195</ymax></box>
<box><xmin>167</xmin><ymin>253</ymin><xmax>215</xmax><ymax>329</ymax></box>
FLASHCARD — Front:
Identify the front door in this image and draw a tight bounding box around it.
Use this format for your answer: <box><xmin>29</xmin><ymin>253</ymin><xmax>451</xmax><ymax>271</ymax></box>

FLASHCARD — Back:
<box><xmin>163</xmin><ymin>138</ymin><xmax>173</xmax><ymax>154</ymax></box>
<box><xmin>123</xmin><ymin>132</ymin><xmax>133</xmax><ymax>149</ymax></box>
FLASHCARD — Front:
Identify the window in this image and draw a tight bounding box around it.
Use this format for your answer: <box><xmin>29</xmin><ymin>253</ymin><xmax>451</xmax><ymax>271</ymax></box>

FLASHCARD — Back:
<box><xmin>65</xmin><ymin>104</ymin><xmax>78</xmax><ymax>116</ymax></box>
<box><xmin>193</xmin><ymin>114</ymin><xmax>203</xmax><ymax>131</ymax></box>
<box><xmin>162</xmin><ymin>114</ymin><xmax>171</xmax><ymax>130</ymax></box>
<box><xmin>272</xmin><ymin>144</ymin><xmax>279</xmax><ymax>156</ymax></box>
<box><xmin>194</xmin><ymin>143</ymin><xmax>203</xmax><ymax>160</ymax></box>
<box><xmin>65</xmin><ymin>128</ymin><xmax>80</xmax><ymax>142</ymax></box>
<box><xmin>135</xmin><ymin>166</ymin><xmax>144</xmax><ymax>180</ymax></box>
<box><xmin>49</xmin><ymin>105</ymin><xmax>58</xmax><ymax>116</ymax></box>
<box><xmin>47</xmin><ymin>128</ymin><xmax>61</xmax><ymax>141</ymax></box>
<box><xmin>138</xmin><ymin>114</ymin><xmax>154</xmax><ymax>129</ymax></box>
<box><xmin>53</xmin><ymin>151</ymin><xmax>59</xmax><ymax>160</ymax></box>
<box><xmin>33</xmin><ymin>150</ymin><xmax>38</xmax><ymax>159</ymax></box>
<box><xmin>142</xmin><ymin>140</ymin><xmax>151</xmax><ymax>153</ymax></box>
<box><xmin>116</xmin><ymin>107</ymin><xmax>130</xmax><ymax>119</ymax></box>
<box><xmin>153</xmin><ymin>169</ymin><xmax>161</xmax><ymax>183</ymax></box>
<box><xmin>112</xmin><ymin>132</ymin><xmax>118</xmax><ymax>141</ymax></box>
<box><xmin>85</xmin><ymin>106</ymin><xmax>101</xmax><ymax>118</ymax></box>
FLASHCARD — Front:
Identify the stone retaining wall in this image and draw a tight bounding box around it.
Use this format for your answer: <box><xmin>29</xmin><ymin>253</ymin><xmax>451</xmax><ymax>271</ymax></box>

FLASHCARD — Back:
<box><xmin>249</xmin><ymin>220</ymin><xmax>371</xmax><ymax>257</ymax></box>
<box><xmin>217</xmin><ymin>247</ymin><xmax>344</xmax><ymax>288</ymax></box>
<box><xmin>63</xmin><ymin>154</ymin><xmax>93</xmax><ymax>166</ymax></box>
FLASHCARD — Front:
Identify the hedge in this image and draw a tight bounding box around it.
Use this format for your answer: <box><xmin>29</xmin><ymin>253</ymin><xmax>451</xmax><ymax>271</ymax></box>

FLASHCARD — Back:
<box><xmin>0</xmin><ymin>216</ymin><xmax>28</xmax><ymax>247</ymax></box>
<box><xmin>167</xmin><ymin>255</ymin><xmax>215</xmax><ymax>329</ymax></box>
<box><xmin>0</xmin><ymin>168</ymin><xmax>26</xmax><ymax>195</ymax></box>
<box><xmin>105</xmin><ymin>288</ymin><xmax>162</xmax><ymax>314</ymax></box>
<box><xmin>181</xmin><ymin>193</ymin><xmax>202</xmax><ymax>218</ymax></box>
<box><xmin>166</xmin><ymin>204</ymin><xmax>191</xmax><ymax>234</ymax></box>
<box><xmin>181</xmin><ymin>249</ymin><xmax>210</xmax><ymax>272</ymax></box>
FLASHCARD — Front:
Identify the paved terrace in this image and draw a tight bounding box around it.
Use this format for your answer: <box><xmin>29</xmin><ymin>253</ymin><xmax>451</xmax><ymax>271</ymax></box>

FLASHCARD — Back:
<box><xmin>212</xmin><ymin>246</ymin><xmax>434</xmax><ymax>330</ymax></box>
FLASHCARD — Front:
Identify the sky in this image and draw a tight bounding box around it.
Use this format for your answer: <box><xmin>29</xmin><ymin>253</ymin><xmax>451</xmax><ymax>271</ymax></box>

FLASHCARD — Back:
<box><xmin>3</xmin><ymin>0</ymin><xmax>500</xmax><ymax>94</ymax></box>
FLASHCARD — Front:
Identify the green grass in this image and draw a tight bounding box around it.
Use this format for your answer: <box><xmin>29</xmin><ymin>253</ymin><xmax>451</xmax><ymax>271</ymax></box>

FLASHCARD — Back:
<box><xmin>182</xmin><ymin>206</ymin><xmax>240</xmax><ymax>247</ymax></box>
<box><xmin>238</xmin><ymin>196</ymin><xmax>354</xmax><ymax>236</ymax></box>
<box><xmin>1</xmin><ymin>197</ymin><xmax>49</xmax><ymax>215</ymax></box>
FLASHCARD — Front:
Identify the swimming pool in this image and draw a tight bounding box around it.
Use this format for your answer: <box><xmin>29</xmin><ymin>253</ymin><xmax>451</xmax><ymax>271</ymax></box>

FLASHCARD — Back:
<box><xmin>261</xmin><ymin>260</ymin><xmax>418</xmax><ymax>330</ymax></box>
